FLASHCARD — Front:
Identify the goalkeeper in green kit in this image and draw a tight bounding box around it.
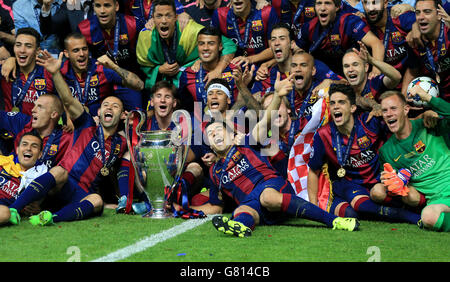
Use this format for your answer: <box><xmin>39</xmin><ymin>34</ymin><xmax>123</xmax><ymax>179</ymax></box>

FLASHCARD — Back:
<box><xmin>378</xmin><ymin>86</ymin><xmax>450</xmax><ymax>232</ymax></box>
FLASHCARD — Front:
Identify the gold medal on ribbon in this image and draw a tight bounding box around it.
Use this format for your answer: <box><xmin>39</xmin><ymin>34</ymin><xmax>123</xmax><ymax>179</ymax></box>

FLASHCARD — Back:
<box><xmin>337</xmin><ymin>167</ymin><xmax>346</xmax><ymax>178</ymax></box>
<box><xmin>11</xmin><ymin>106</ymin><xmax>19</xmax><ymax>112</ymax></box>
<box><xmin>100</xmin><ymin>166</ymin><xmax>110</xmax><ymax>176</ymax></box>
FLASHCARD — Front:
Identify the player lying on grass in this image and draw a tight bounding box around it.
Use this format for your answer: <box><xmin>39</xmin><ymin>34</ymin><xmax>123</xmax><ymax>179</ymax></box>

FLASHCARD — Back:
<box><xmin>378</xmin><ymin>87</ymin><xmax>450</xmax><ymax>232</ymax></box>
<box><xmin>174</xmin><ymin>74</ymin><xmax>360</xmax><ymax>237</ymax></box>
<box><xmin>0</xmin><ymin>132</ymin><xmax>47</xmax><ymax>225</ymax></box>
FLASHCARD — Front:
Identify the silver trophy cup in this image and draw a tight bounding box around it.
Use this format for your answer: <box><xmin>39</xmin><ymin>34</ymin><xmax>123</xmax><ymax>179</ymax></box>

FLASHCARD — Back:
<box><xmin>125</xmin><ymin>110</ymin><xmax>192</xmax><ymax>218</ymax></box>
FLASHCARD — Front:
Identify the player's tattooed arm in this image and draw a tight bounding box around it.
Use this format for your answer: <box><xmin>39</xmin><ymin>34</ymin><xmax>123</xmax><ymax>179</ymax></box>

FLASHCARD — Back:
<box><xmin>96</xmin><ymin>54</ymin><xmax>145</xmax><ymax>91</ymax></box>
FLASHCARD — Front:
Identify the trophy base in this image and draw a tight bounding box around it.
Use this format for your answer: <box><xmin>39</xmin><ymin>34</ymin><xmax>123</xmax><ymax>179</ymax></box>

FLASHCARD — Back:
<box><xmin>142</xmin><ymin>209</ymin><xmax>172</xmax><ymax>219</ymax></box>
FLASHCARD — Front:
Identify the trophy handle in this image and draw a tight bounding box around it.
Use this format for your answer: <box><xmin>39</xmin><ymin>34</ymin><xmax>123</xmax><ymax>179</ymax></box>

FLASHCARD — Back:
<box><xmin>125</xmin><ymin>110</ymin><xmax>146</xmax><ymax>193</ymax></box>
<box><xmin>170</xmin><ymin>110</ymin><xmax>192</xmax><ymax>189</ymax></box>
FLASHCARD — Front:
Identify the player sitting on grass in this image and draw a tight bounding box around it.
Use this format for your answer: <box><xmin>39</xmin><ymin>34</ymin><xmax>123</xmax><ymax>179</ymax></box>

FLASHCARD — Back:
<box><xmin>0</xmin><ymin>132</ymin><xmax>47</xmax><ymax>225</ymax></box>
<box><xmin>378</xmin><ymin>88</ymin><xmax>450</xmax><ymax>231</ymax></box>
<box><xmin>176</xmin><ymin>74</ymin><xmax>360</xmax><ymax>237</ymax></box>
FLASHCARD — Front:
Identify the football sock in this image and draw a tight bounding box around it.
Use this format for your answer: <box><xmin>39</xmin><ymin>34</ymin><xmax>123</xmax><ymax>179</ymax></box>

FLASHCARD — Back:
<box><xmin>53</xmin><ymin>200</ymin><xmax>95</xmax><ymax>223</ymax></box>
<box><xmin>281</xmin><ymin>193</ymin><xmax>337</xmax><ymax>228</ymax></box>
<box><xmin>433</xmin><ymin>212</ymin><xmax>450</xmax><ymax>232</ymax></box>
<box><xmin>337</xmin><ymin>203</ymin><xmax>358</xmax><ymax>218</ymax></box>
<box><xmin>10</xmin><ymin>172</ymin><xmax>56</xmax><ymax>211</ymax></box>
<box><xmin>232</xmin><ymin>212</ymin><xmax>255</xmax><ymax>230</ymax></box>
<box><xmin>117</xmin><ymin>160</ymin><xmax>130</xmax><ymax>197</ymax></box>
<box><xmin>353</xmin><ymin>196</ymin><xmax>420</xmax><ymax>224</ymax></box>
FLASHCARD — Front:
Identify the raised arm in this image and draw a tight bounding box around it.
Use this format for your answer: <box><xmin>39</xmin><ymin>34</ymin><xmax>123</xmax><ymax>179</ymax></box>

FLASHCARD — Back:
<box><xmin>36</xmin><ymin>50</ymin><xmax>85</xmax><ymax>120</ymax></box>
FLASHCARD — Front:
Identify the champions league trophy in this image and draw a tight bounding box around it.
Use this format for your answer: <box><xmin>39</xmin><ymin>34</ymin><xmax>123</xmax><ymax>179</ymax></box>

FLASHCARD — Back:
<box><xmin>125</xmin><ymin>110</ymin><xmax>192</xmax><ymax>218</ymax></box>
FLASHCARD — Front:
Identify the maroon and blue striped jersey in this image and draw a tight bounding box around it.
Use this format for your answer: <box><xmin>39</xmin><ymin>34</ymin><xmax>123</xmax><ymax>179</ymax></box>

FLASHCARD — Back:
<box><xmin>406</xmin><ymin>24</ymin><xmax>450</xmax><ymax>102</ymax></box>
<box><xmin>60</xmin><ymin>59</ymin><xmax>123</xmax><ymax>115</ymax></box>
<box><xmin>77</xmin><ymin>12</ymin><xmax>143</xmax><ymax>72</ymax></box>
<box><xmin>58</xmin><ymin>111</ymin><xmax>127</xmax><ymax>193</ymax></box>
<box><xmin>211</xmin><ymin>5</ymin><xmax>279</xmax><ymax>57</ymax></box>
<box><xmin>296</xmin><ymin>12</ymin><xmax>371</xmax><ymax>76</ymax></box>
<box><xmin>0</xmin><ymin>163</ymin><xmax>21</xmax><ymax>206</ymax></box>
<box><xmin>0</xmin><ymin>111</ymin><xmax>72</xmax><ymax>169</ymax></box>
<box><xmin>208</xmin><ymin>146</ymin><xmax>281</xmax><ymax>205</ymax></box>
<box><xmin>178</xmin><ymin>64</ymin><xmax>238</xmax><ymax>112</ymax></box>
<box><xmin>368</xmin><ymin>9</ymin><xmax>415</xmax><ymax>74</ymax></box>
<box><xmin>0</xmin><ymin>65</ymin><xmax>55</xmax><ymax>116</ymax></box>
<box><xmin>308</xmin><ymin>112</ymin><xmax>388</xmax><ymax>187</ymax></box>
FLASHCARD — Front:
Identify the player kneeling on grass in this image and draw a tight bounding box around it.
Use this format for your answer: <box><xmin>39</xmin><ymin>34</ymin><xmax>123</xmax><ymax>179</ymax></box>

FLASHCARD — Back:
<box><xmin>378</xmin><ymin>87</ymin><xmax>450</xmax><ymax>232</ymax></box>
<box><xmin>174</xmin><ymin>75</ymin><xmax>360</xmax><ymax>238</ymax></box>
<box><xmin>0</xmin><ymin>132</ymin><xmax>47</xmax><ymax>226</ymax></box>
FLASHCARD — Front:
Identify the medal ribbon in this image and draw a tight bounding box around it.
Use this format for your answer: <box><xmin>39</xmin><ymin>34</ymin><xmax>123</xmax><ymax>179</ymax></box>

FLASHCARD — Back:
<box><xmin>12</xmin><ymin>68</ymin><xmax>37</xmax><ymax>109</ymax></box>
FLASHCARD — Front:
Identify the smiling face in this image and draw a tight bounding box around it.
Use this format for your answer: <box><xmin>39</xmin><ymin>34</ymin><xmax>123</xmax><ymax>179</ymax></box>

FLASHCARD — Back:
<box><xmin>290</xmin><ymin>52</ymin><xmax>316</xmax><ymax>92</ymax></box>
<box><xmin>342</xmin><ymin>51</ymin><xmax>368</xmax><ymax>87</ymax></box>
<box><xmin>381</xmin><ymin>94</ymin><xmax>410</xmax><ymax>136</ymax></box>
<box><xmin>415</xmin><ymin>0</ymin><xmax>440</xmax><ymax>37</ymax></box>
<box><xmin>153</xmin><ymin>4</ymin><xmax>177</xmax><ymax>40</ymax></box>
<box><xmin>93</xmin><ymin>0</ymin><xmax>119</xmax><ymax>29</ymax></box>
<box><xmin>197</xmin><ymin>34</ymin><xmax>222</xmax><ymax>65</ymax></box>
<box><xmin>150</xmin><ymin>87</ymin><xmax>177</xmax><ymax>118</ymax></box>
<box><xmin>98</xmin><ymin>96</ymin><xmax>124</xmax><ymax>129</ymax></box>
<box><xmin>315</xmin><ymin>0</ymin><xmax>339</xmax><ymax>27</ymax></box>
<box><xmin>206</xmin><ymin>121</ymin><xmax>233</xmax><ymax>155</ymax></box>
<box><xmin>16</xmin><ymin>134</ymin><xmax>42</xmax><ymax>171</ymax></box>
<box><xmin>14</xmin><ymin>34</ymin><xmax>38</xmax><ymax>71</ymax></box>
<box><xmin>64</xmin><ymin>36</ymin><xmax>90</xmax><ymax>74</ymax></box>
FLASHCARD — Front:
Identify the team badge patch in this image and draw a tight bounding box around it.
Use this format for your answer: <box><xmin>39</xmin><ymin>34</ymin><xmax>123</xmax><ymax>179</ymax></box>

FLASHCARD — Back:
<box><xmin>221</xmin><ymin>71</ymin><xmax>233</xmax><ymax>82</ymax></box>
<box><xmin>252</xmin><ymin>20</ymin><xmax>263</xmax><ymax>32</ymax></box>
<box><xmin>48</xmin><ymin>144</ymin><xmax>58</xmax><ymax>156</ymax></box>
<box><xmin>391</xmin><ymin>32</ymin><xmax>403</xmax><ymax>43</ymax></box>
<box><xmin>89</xmin><ymin>74</ymin><xmax>99</xmax><ymax>87</ymax></box>
<box><xmin>330</xmin><ymin>34</ymin><xmax>341</xmax><ymax>45</ymax></box>
<box><xmin>34</xmin><ymin>79</ymin><xmax>46</xmax><ymax>90</ymax></box>
<box><xmin>305</xmin><ymin>7</ymin><xmax>315</xmax><ymax>18</ymax></box>
<box><xmin>119</xmin><ymin>33</ymin><xmax>129</xmax><ymax>44</ymax></box>
<box><xmin>231</xmin><ymin>150</ymin><xmax>242</xmax><ymax>163</ymax></box>
<box><xmin>357</xmin><ymin>136</ymin><xmax>371</xmax><ymax>150</ymax></box>
<box><xmin>414</xmin><ymin>140</ymin><xmax>426</xmax><ymax>153</ymax></box>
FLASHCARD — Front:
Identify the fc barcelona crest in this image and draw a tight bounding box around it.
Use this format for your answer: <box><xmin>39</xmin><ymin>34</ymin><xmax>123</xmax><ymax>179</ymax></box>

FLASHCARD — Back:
<box><xmin>305</xmin><ymin>7</ymin><xmax>315</xmax><ymax>18</ymax></box>
<box><xmin>414</xmin><ymin>140</ymin><xmax>426</xmax><ymax>153</ymax></box>
<box><xmin>89</xmin><ymin>74</ymin><xmax>99</xmax><ymax>87</ymax></box>
<box><xmin>34</xmin><ymin>79</ymin><xmax>46</xmax><ymax>90</ymax></box>
<box><xmin>222</xmin><ymin>71</ymin><xmax>233</xmax><ymax>82</ymax></box>
<box><xmin>330</xmin><ymin>34</ymin><xmax>341</xmax><ymax>45</ymax></box>
<box><xmin>391</xmin><ymin>32</ymin><xmax>402</xmax><ymax>44</ymax></box>
<box><xmin>357</xmin><ymin>136</ymin><xmax>371</xmax><ymax>150</ymax></box>
<box><xmin>48</xmin><ymin>144</ymin><xmax>58</xmax><ymax>156</ymax></box>
<box><xmin>119</xmin><ymin>33</ymin><xmax>129</xmax><ymax>44</ymax></box>
<box><xmin>252</xmin><ymin>20</ymin><xmax>263</xmax><ymax>32</ymax></box>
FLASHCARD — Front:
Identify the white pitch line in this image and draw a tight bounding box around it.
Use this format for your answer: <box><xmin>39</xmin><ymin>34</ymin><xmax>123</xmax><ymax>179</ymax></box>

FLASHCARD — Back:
<box><xmin>91</xmin><ymin>217</ymin><xmax>212</xmax><ymax>262</ymax></box>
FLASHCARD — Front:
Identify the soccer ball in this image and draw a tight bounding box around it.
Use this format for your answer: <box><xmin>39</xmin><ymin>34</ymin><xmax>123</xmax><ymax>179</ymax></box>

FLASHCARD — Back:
<box><xmin>406</xmin><ymin>76</ymin><xmax>439</xmax><ymax>108</ymax></box>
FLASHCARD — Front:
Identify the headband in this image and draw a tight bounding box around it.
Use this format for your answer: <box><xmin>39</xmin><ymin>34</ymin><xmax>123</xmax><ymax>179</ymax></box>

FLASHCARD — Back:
<box><xmin>207</xmin><ymin>83</ymin><xmax>231</xmax><ymax>98</ymax></box>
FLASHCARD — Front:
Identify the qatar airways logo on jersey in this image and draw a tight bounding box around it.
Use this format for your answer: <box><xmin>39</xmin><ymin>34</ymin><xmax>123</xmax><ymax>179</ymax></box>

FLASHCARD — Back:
<box><xmin>385</xmin><ymin>46</ymin><xmax>407</xmax><ymax>63</ymax></box>
<box><xmin>408</xmin><ymin>154</ymin><xmax>436</xmax><ymax>178</ymax></box>
<box><xmin>0</xmin><ymin>176</ymin><xmax>19</xmax><ymax>199</ymax></box>
<box><xmin>221</xmin><ymin>158</ymin><xmax>250</xmax><ymax>185</ymax></box>
<box><xmin>69</xmin><ymin>86</ymin><xmax>99</xmax><ymax>102</ymax></box>
<box><xmin>343</xmin><ymin>149</ymin><xmax>376</xmax><ymax>168</ymax></box>
<box><xmin>20</xmin><ymin>89</ymin><xmax>46</xmax><ymax>104</ymax></box>
<box><xmin>92</xmin><ymin>141</ymin><xmax>111</xmax><ymax>163</ymax></box>
<box><xmin>231</xmin><ymin>36</ymin><xmax>264</xmax><ymax>50</ymax></box>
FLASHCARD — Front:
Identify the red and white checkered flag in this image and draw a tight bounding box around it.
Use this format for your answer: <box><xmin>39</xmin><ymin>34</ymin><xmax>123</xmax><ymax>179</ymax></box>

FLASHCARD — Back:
<box><xmin>287</xmin><ymin>97</ymin><xmax>329</xmax><ymax>208</ymax></box>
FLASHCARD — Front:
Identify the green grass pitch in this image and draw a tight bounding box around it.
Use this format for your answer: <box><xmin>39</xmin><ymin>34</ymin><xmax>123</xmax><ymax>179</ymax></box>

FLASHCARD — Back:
<box><xmin>1</xmin><ymin>208</ymin><xmax>449</xmax><ymax>262</ymax></box>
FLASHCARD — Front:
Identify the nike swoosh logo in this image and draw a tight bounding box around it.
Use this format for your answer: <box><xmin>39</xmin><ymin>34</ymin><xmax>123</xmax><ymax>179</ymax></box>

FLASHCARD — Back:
<box><xmin>200</xmin><ymin>17</ymin><xmax>211</xmax><ymax>22</ymax></box>
<box><xmin>394</xmin><ymin>155</ymin><xmax>401</xmax><ymax>162</ymax></box>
